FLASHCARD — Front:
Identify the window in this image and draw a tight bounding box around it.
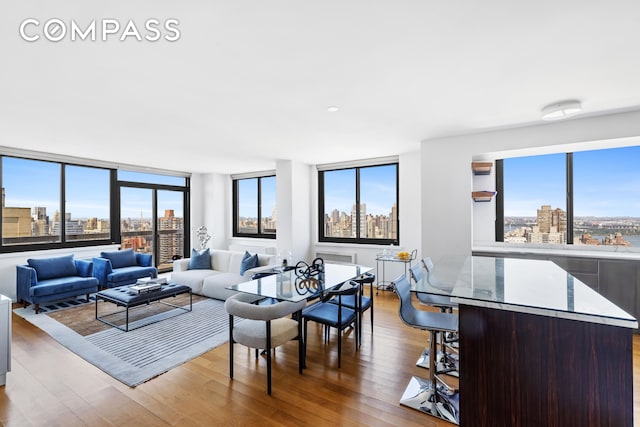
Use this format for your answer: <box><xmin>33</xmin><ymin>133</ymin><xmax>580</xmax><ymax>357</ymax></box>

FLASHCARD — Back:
<box><xmin>573</xmin><ymin>146</ymin><xmax>640</xmax><ymax>247</ymax></box>
<box><xmin>118</xmin><ymin>171</ymin><xmax>189</xmax><ymax>272</ymax></box>
<box><xmin>319</xmin><ymin>162</ymin><xmax>398</xmax><ymax>244</ymax></box>
<box><xmin>2</xmin><ymin>157</ymin><xmax>61</xmax><ymax>245</ymax></box>
<box><xmin>497</xmin><ymin>145</ymin><xmax>640</xmax><ymax>249</ymax></box>
<box><xmin>65</xmin><ymin>165</ymin><xmax>111</xmax><ymax>242</ymax></box>
<box><xmin>0</xmin><ymin>151</ymin><xmax>189</xmax><ymax>257</ymax></box>
<box><xmin>233</xmin><ymin>175</ymin><xmax>276</xmax><ymax>238</ymax></box>
<box><xmin>501</xmin><ymin>153</ymin><xmax>566</xmax><ymax>244</ymax></box>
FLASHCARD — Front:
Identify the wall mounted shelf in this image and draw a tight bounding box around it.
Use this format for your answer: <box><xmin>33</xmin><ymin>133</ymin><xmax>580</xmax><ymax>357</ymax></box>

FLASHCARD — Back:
<box><xmin>471</xmin><ymin>162</ymin><xmax>493</xmax><ymax>175</ymax></box>
<box><xmin>472</xmin><ymin>191</ymin><xmax>497</xmax><ymax>202</ymax></box>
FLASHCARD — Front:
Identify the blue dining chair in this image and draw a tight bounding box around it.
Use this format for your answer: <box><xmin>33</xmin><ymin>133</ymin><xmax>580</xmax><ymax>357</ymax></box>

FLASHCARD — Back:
<box><xmin>302</xmin><ymin>280</ymin><xmax>360</xmax><ymax>368</ymax></box>
<box><xmin>328</xmin><ymin>272</ymin><xmax>375</xmax><ymax>341</ymax></box>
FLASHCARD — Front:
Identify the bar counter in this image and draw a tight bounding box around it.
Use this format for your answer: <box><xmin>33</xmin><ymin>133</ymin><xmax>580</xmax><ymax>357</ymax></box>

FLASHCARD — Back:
<box><xmin>414</xmin><ymin>256</ymin><xmax>637</xmax><ymax>426</ymax></box>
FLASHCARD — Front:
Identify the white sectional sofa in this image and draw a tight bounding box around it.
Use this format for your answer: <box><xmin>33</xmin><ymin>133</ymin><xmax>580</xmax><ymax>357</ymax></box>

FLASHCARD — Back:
<box><xmin>171</xmin><ymin>249</ymin><xmax>276</xmax><ymax>300</ymax></box>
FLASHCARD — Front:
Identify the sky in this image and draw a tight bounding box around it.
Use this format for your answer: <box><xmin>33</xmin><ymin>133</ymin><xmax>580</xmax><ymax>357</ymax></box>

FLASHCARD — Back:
<box><xmin>238</xmin><ymin>165</ymin><xmax>397</xmax><ymax>219</ymax></box>
<box><xmin>2</xmin><ymin>157</ymin><xmax>184</xmax><ymax>219</ymax></box>
<box><xmin>504</xmin><ymin>146</ymin><xmax>640</xmax><ymax>217</ymax></box>
<box><xmin>323</xmin><ymin>164</ymin><xmax>397</xmax><ymax>216</ymax></box>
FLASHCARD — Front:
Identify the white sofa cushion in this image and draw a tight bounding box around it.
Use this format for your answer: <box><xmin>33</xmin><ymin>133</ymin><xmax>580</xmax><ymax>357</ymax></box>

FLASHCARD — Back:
<box><xmin>171</xmin><ymin>248</ymin><xmax>276</xmax><ymax>300</ymax></box>
<box><xmin>171</xmin><ymin>269</ymin><xmax>221</xmax><ymax>295</ymax></box>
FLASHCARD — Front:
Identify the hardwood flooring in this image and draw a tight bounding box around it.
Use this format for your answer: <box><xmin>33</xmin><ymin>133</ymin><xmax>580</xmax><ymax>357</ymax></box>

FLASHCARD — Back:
<box><xmin>0</xmin><ymin>290</ymin><xmax>638</xmax><ymax>426</ymax></box>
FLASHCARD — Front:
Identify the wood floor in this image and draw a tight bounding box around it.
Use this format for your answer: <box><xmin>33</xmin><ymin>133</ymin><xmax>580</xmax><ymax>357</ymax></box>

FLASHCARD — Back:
<box><xmin>0</xmin><ymin>290</ymin><xmax>638</xmax><ymax>426</ymax></box>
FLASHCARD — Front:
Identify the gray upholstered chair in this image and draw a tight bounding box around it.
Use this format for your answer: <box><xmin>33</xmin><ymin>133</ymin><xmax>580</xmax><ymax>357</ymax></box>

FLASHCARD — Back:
<box><xmin>225</xmin><ymin>293</ymin><xmax>306</xmax><ymax>395</ymax></box>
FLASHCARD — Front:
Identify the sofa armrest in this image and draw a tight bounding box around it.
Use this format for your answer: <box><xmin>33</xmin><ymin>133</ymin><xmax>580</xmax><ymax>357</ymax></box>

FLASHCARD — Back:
<box><xmin>74</xmin><ymin>259</ymin><xmax>93</xmax><ymax>277</ymax></box>
<box><xmin>242</xmin><ymin>264</ymin><xmax>275</xmax><ymax>279</ymax></box>
<box><xmin>135</xmin><ymin>253</ymin><xmax>153</xmax><ymax>267</ymax></box>
<box><xmin>16</xmin><ymin>265</ymin><xmax>37</xmax><ymax>301</ymax></box>
<box><xmin>92</xmin><ymin>257</ymin><xmax>113</xmax><ymax>287</ymax></box>
<box><xmin>173</xmin><ymin>258</ymin><xmax>191</xmax><ymax>272</ymax></box>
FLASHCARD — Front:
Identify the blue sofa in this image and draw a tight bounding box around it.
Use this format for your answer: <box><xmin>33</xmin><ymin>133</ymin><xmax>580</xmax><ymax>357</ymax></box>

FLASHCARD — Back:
<box><xmin>92</xmin><ymin>249</ymin><xmax>157</xmax><ymax>288</ymax></box>
<box><xmin>17</xmin><ymin>254</ymin><xmax>99</xmax><ymax>314</ymax></box>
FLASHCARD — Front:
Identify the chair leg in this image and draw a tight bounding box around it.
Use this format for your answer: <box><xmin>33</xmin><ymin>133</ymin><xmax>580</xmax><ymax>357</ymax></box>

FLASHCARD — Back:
<box><xmin>298</xmin><ymin>310</ymin><xmax>304</xmax><ymax>373</ymax></box>
<box><xmin>229</xmin><ymin>314</ymin><xmax>234</xmax><ymax>380</ymax></box>
<box><xmin>303</xmin><ymin>319</ymin><xmax>308</xmax><ymax>369</ymax></box>
<box><xmin>337</xmin><ymin>326</ymin><xmax>342</xmax><ymax>368</ymax></box>
<box><xmin>266</xmin><ymin>320</ymin><xmax>272</xmax><ymax>395</ymax></box>
<box><xmin>34</xmin><ymin>303</ymin><xmax>39</xmax><ymax>314</ymax></box>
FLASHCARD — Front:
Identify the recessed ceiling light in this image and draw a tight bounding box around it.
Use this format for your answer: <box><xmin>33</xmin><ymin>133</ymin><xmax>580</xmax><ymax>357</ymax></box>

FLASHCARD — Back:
<box><xmin>327</xmin><ymin>106</ymin><xmax>339</xmax><ymax>113</ymax></box>
<box><xmin>541</xmin><ymin>100</ymin><xmax>582</xmax><ymax>121</ymax></box>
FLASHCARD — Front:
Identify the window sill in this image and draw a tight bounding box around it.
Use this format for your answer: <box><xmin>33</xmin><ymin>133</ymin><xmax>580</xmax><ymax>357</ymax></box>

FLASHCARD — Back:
<box><xmin>473</xmin><ymin>243</ymin><xmax>640</xmax><ymax>261</ymax></box>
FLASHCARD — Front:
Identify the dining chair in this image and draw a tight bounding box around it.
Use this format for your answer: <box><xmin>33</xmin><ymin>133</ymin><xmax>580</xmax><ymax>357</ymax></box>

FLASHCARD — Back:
<box><xmin>225</xmin><ymin>292</ymin><xmax>307</xmax><ymax>395</ymax></box>
<box><xmin>328</xmin><ymin>272</ymin><xmax>375</xmax><ymax>341</ymax></box>
<box><xmin>393</xmin><ymin>274</ymin><xmax>459</xmax><ymax>420</ymax></box>
<box><xmin>302</xmin><ymin>280</ymin><xmax>360</xmax><ymax>368</ymax></box>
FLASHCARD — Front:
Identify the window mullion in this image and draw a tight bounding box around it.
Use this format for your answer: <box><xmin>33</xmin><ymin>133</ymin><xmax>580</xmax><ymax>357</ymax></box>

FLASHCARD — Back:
<box><xmin>566</xmin><ymin>153</ymin><xmax>574</xmax><ymax>245</ymax></box>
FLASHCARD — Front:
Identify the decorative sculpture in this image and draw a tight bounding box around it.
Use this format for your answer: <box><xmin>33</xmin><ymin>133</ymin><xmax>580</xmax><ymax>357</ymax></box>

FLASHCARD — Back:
<box><xmin>196</xmin><ymin>226</ymin><xmax>211</xmax><ymax>250</ymax></box>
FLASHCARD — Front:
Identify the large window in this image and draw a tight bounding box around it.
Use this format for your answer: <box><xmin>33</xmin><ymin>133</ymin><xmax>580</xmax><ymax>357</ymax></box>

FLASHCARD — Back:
<box><xmin>2</xmin><ymin>157</ymin><xmax>61</xmax><ymax>246</ymax></box>
<box><xmin>65</xmin><ymin>165</ymin><xmax>111</xmax><ymax>242</ymax></box>
<box><xmin>118</xmin><ymin>170</ymin><xmax>188</xmax><ymax>272</ymax></box>
<box><xmin>497</xmin><ymin>145</ymin><xmax>640</xmax><ymax>248</ymax></box>
<box><xmin>319</xmin><ymin>162</ymin><xmax>398</xmax><ymax>244</ymax></box>
<box><xmin>233</xmin><ymin>175</ymin><xmax>276</xmax><ymax>238</ymax></box>
<box><xmin>0</xmin><ymin>152</ymin><xmax>189</xmax><ymax>259</ymax></box>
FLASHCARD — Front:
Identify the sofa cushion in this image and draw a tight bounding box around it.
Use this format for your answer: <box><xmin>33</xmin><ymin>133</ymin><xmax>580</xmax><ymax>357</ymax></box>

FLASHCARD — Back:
<box><xmin>101</xmin><ymin>249</ymin><xmax>137</xmax><ymax>269</ymax></box>
<box><xmin>27</xmin><ymin>255</ymin><xmax>77</xmax><ymax>281</ymax></box>
<box><xmin>202</xmin><ymin>272</ymin><xmax>247</xmax><ymax>300</ymax></box>
<box><xmin>172</xmin><ymin>269</ymin><xmax>220</xmax><ymax>295</ymax></box>
<box><xmin>31</xmin><ymin>276</ymin><xmax>98</xmax><ymax>297</ymax></box>
<box><xmin>240</xmin><ymin>251</ymin><xmax>259</xmax><ymax>275</ymax></box>
<box><xmin>189</xmin><ymin>248</ymin><xmax>211</xmax><ymax>270</ymax></box>
<box><xmin>108</xmin><ymin>265</ymin><xmax>157</xmax><ymax>285</ymax></box>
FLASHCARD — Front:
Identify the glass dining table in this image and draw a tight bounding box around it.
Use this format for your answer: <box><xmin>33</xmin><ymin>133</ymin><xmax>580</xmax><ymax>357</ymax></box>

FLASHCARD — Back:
<box><xmin>226</xmin><ymin>262</ymin><xmax>373</xmax><ymax>302</ymax></box>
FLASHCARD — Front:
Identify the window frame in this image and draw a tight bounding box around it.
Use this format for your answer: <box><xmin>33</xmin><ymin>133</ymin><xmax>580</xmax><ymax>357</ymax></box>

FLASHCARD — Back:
<box><xmin>318</xmin><ymin>162</ymin><xmax>399</xmax><ymax>245</ymax></box>
<box><xmin>0</xmin><ymin>152</ymin><xmax>190</xmax><ymax>255</ymax></box>
<box><xmin>495</xmin><ymin>147</ymin><xmax>640</xmax><ymax>247</ymax></box>
<box><xmin>232</xmin><ymin>174</ymin><xmax>276</xmax><ymax>239</ymax></box>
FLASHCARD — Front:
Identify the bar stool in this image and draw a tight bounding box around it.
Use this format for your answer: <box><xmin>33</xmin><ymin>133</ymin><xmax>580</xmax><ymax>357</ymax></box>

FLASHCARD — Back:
<box><xmin>393</xmin><ymin>274</ymin><xmax>459</xmax><ymax>423</ymax></box>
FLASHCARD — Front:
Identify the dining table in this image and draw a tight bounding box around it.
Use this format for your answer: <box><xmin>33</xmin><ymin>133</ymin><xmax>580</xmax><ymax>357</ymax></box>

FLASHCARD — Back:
<box><xmin>226</xmin><ymin>262</ymin><xmax>373</xmax><ymax>302</ymax></box>
<box><xmin>404</xmin><ymin>255</ymin><xmax>637</xmax><ymax>426</ymax></box>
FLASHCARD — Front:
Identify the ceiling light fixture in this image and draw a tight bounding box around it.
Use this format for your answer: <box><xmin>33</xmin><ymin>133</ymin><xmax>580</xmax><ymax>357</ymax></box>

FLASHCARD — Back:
<box><xmin>541</xmin><ymin>100</ymin><xmax>582</xmax><ymax>121</ymax></box>
<box><xmin>327</xmin><ymin>106</ymin><xmax>339</xmax><ymax>113</ymax></box>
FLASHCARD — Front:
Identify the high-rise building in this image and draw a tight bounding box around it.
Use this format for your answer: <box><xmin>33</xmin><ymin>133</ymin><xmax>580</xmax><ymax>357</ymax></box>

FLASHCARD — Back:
<box><xmin>158</xmin><ymin>209</ymin><xmax>184</xmax><ymax>265</ymax></box>
<box><xmin>351</xmin><ymin>203</ymin><xmax>366</xmax><ymax>238</ymax></box>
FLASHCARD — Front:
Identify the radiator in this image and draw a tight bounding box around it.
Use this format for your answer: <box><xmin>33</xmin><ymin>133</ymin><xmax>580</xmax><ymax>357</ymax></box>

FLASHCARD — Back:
<box><xmin>314</xmin><ymin>251</ymin><xmax>357</xmax><ymax>264</ymax></box>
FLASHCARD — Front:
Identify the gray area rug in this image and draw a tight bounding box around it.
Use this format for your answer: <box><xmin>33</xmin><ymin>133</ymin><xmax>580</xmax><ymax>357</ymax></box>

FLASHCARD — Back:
<box><xmin>14</xmin><ymin>298</ymin><xmax>232</xmax><ymax>387</ymax></box>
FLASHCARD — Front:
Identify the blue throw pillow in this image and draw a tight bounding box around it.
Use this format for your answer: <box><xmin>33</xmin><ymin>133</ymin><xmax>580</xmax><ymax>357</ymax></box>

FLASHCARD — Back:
<box><xmin>189</xmin><ymin>248</ymin><xmax>211</xmax><ymax>270</ymax></box>
<box><xmin>28</xmin><ymin>254</ymin><xmax>77</xmax><ymax>280</ymax></box>
<box><xmin>239</xmin><ymin>251</ymin><xmax>259</xmax><ymax>275</ymax></box>
<box><xmin>100</xmin><ymin>249</ymin><xmax>137</xmax><ymax>269</ymax></box>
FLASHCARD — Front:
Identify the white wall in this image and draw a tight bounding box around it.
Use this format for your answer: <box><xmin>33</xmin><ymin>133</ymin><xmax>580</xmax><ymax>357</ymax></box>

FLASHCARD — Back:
<box><xmin>422</xmin><ymin>109</ymin><xmax>640</xmax><ymax>259</ymax></box>
<box><xmin>276</xmin><ymin>160</ymin><xmax>312</xmax><ymax>263</ymax></box>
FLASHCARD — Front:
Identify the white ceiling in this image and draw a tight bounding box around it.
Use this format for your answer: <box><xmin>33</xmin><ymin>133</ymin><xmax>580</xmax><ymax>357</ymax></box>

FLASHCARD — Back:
<box><xmin>2</xmin><ymin>1</ymin><xmax>640</xmax><ymax>174</ymax></box>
